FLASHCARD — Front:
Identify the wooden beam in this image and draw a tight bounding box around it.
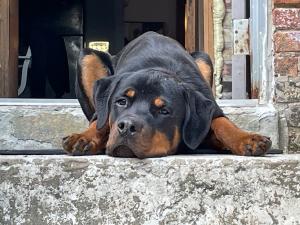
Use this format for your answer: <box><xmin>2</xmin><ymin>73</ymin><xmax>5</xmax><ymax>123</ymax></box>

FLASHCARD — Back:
<box><xmin>185</xmin><ymin>0</ymin><xmax>198</xmax><ymax>52</ymax></box>
<box><xmin>203</xmin><ymin>0</ymin><xmax>214</xmax><ymax>61</ymax></box>
<box><xmin>198</xmin><ymin>0</ymin><xmax>204</xmax><ymax>51</ymax></box>
<box><xmin>0</xmin><ymin>0</ymin><xmax>18</xmax><ymax>97</ymax></box>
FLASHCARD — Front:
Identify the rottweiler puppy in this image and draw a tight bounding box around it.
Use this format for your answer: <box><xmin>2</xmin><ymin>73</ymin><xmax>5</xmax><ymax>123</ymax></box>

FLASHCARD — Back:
<box><xmin>62</xmin><ymin>32</ymin><xmax>271</xmax><ymax>158</ymax></box>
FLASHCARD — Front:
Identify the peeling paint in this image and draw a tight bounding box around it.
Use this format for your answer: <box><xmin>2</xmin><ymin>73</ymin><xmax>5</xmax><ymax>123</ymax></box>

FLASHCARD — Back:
<box><xmin>213</xmin><ymin>0</ymin><xmax>225</xmax><ymax>99</ymax></box>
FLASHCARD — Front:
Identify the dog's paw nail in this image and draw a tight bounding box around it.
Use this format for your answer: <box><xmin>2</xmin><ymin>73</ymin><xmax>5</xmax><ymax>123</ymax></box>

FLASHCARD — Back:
<box><xmin>253</xmin><ymin>147</ymin><xmax>265</xmax><ymax>156</ymax></box>
<box><xmin>83</xmin><ymin>143</ymin><xmax>93</xmax><ymax>152</ymax></box>
<box><xmin>244</xmin><ymin>144</ymin><xmax>252</xmax><ymax>156</ymax></box>
<box><xmin>62</xmin><ymin>136</ymin><xmax>69</xmax><ymax>141</ymax></box>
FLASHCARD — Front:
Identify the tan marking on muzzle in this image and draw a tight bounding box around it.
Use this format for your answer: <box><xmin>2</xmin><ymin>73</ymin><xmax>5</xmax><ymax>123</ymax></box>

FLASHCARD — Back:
<box><xmin>148</xmin><ymin>130</ymin><xmax>171</xmax><ymax>156</ymax></box>
<box><xmin>171</xmin><ymin>127</ymin><xmax>181</xmax><ymax>151</ymax></box>
<box><xmin>106</xmin><ymin>122</ymin><xmax>119</xmax><ymax>150</ymax></box>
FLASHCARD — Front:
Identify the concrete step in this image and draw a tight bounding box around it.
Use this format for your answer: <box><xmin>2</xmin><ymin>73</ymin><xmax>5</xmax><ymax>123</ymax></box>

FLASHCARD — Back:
<box><xmin>0</xmin><ymin>154</ymin><xmax>299</xmax><ymax>225</ymax></box>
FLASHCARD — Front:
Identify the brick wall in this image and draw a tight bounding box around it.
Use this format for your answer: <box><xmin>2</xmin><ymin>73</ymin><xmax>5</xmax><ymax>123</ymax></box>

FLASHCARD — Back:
<box><xmin>273</xmin><ymin>0</ymin><xmax>300</xmax><ymax>153</ymax></box>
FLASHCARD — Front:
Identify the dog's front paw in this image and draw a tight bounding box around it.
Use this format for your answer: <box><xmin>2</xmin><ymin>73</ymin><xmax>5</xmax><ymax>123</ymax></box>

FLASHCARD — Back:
<box><xmin>62</xmin><ymin>133</ymin><xmax>102</xmax><ymax>156</ymax></box>
<box><xmin>233</xmin><ymin>134</ymin><xmax>272</xmax><ymax>156</ymax></box>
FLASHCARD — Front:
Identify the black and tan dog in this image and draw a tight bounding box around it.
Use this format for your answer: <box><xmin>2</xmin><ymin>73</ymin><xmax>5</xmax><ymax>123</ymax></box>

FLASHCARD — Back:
<box><xmin>62</xmin><ymin>32</ymin><xmax>271</xmax><ymax>158</ymax></box>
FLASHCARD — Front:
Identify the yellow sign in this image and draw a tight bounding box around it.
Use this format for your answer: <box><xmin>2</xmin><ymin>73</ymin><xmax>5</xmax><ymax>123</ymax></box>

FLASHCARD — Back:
<box><xmin>88</xmin><ymin>41</ymin><xmax>109</xmax><ymax>52</ymax></box>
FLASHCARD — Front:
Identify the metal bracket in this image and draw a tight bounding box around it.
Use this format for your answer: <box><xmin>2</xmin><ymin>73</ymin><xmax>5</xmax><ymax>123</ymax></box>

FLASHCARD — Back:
<box><xmin>233</xmin><ymin>19</ymin><xmax>250</xmax><ymax>55</ymax></box>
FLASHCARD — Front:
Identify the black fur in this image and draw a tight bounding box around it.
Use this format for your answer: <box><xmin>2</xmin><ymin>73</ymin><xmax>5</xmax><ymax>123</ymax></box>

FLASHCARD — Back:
<box><xmin>77</xmin><ymin>32</ymin><xmax>224</xmax><ymax>150</ymax></box>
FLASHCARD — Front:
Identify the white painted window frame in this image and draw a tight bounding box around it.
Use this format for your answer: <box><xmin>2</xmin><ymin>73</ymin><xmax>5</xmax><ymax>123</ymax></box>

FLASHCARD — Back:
<box><xmin>223</xmin><ymin>0</ymin><xmax>273</xmax><ymax>105</ymax></box>
<box><xmin>250</xmin><ymin>0</ymin><xmax>274</xmax><ymax>104</ymax></box>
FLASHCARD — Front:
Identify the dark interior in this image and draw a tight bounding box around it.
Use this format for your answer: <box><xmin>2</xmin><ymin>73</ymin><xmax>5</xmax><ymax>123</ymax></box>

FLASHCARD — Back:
<box><xmin>18</xmin><ymin>0</ymin><xmax>185</xmax><ymax>98</ymax></box>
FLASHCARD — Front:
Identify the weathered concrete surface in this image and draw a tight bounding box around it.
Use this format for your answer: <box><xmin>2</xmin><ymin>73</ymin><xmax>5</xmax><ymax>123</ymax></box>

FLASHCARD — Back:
<box><xmin>0</xmin><ymin>100</ymin><xmax>279</xmax><ymax>150</ymax></box>
<box><xmin>0</xmin><ymin>155</ymin><xmax>300</xmax><ymax>225</ymax></box>
<box><xmin>0</xmin><ymin>104</ymin><xmax>88</xmax><ymax>150</ymax></box>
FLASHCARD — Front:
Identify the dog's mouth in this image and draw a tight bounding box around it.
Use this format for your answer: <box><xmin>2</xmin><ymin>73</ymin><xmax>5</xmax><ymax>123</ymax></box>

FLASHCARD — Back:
<box><xmin>109</xmin><ymin>145</ymin><xmax>137</xmax><ymax>158</ymax></box>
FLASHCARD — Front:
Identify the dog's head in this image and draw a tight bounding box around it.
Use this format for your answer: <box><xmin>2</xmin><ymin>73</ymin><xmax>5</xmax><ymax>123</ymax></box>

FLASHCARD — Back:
<box><xmin>93</xmin><ymin>69</ymin><xmax>216</xmax><ymax>158</ymax></box>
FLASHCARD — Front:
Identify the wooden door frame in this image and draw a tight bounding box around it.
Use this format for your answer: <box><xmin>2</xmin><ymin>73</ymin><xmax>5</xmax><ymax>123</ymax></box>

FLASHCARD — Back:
<box><xmin>185</xmin><ymin>0</ymin><xmax>214</xmax><ymax>58</ymax></box>
<box><xmin>185</xmin><ymin>0</ymin><xmax>198</xmax><ymax>52</ymax></box>
<box><xmin>203</xmin><ymin>0</ymin><xmax>214</xmax><ymax>60</ymax></box>
<box><xmin>0</xmin><ymin>0</ymin><xmax>18</xmax><ymax>97</ymax></box>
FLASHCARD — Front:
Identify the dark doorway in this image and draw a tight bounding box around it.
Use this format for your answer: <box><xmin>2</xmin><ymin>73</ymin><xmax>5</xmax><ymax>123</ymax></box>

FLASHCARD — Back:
<box><xmin>18</xmin><ymin>0</ymin><xmax>186</xmax><ymax>98</ymax></box>
<box><xmin>19</xmin><ymin>0</ymin><xmax>84</xmax><ymax>98</ymax></box>
<box><xmin>123</xmin><ymin>0</ymin><xmax>185</xmax><ymax>45</ymax></box>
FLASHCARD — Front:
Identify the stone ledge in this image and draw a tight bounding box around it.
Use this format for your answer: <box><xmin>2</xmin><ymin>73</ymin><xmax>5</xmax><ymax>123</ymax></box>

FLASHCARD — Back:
<box><xmin>0</xmin><ymin>154</ymin><xmax>299</xmax><ymax>225</ymax></box>
<box><xmin>0</xmin><ymin>99</ymin><xmax>279</xmax><ymax>150</ymax></box>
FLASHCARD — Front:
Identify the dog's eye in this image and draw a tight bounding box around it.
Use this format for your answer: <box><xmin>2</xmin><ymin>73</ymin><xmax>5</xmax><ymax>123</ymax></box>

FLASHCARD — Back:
<box><xmin>116</xmin><ymin>98</ymin><xmax>127</xmax><ymax>106</ymax></box>
<box><xmin>159</xmin><ymin>108</ymin><xmax>169</xmax><ymax>115</ymax></box>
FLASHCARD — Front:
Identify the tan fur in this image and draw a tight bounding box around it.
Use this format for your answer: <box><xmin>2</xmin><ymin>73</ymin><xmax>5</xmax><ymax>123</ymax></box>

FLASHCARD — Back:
<box><xmin>81</xmin><ymin>54</ymin><xmax>108</xmax><ymax>107</ymax></box>
<box><xmin>172</xmin><ymin>127</ymin><xmax>181</xmax><ymax>150</ymax></box>
<box><xmin>210</xmin><ymin>117</ymin><xmax>270</xmax><ymax>156</ymax></box>
<box><xmin>125</xmin><ymin>89</ymin><xmax>135</xmax><ymax>98</ymax></box>
<box><xmin>106</xmin><ymin>122</ymin><xmax>118</xmax><ymax>149</ymax></box>
<box><xmin>154</xmin><ymin>97</ymin><xmax>165</xmax><ymax>108</ymax></box>
<box><xmin>195</xmin><ymin>59</ymin><xmax>212</xmax><ymax>87</ymax></box>
<box><xmin>149</xmin><ymin>131</ymin><xmax>170</xmax><ymax>156</ymax></box>
<box><xmin>63</xmin><ymin>120</ymin><xmax>109</xmax><ymax>155</ymax></box>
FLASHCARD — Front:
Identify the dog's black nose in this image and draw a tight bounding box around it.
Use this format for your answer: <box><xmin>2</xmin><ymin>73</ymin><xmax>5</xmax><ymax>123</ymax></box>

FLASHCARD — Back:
<box><xmin>117</xmin><ymin>119</ymin><xmax>140</xmax><ymax>135</ymax></box>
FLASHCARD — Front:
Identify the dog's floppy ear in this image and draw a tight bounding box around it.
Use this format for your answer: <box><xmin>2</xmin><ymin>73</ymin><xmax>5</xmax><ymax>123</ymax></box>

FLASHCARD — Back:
<box><xmin>182</xmin><ymin>88</ymin><xmax>215</xmax><ymax>149</ymax></box>
<box><xmin>76</xmin><ymin>48</ymin><xmax>114</xmax><ymax>121</ymax></box>
<box><xmin>93</xmin><ymin>75</ymin><xmax>122</xmax><ymax>130</ymax></box>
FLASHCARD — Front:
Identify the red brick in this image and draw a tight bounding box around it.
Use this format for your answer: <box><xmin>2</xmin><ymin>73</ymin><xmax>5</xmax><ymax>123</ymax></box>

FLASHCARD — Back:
<box><xmin>273</xmin><ymin>8</ymin><xmax>300</xmax><ymax>29</ymax></box>
<box><xmin>274</xmin><ymin>56</ymin><xmax>299</xmax><ymax>76</ymax></box>
<box><xmin>274</xmin><ymin>0</ymin><xmax>300</xmax><ymax>4</ymax></box>
<box><xmin>274</xmin><ymin>31</ymin><xmax>300</xmax><ymax>52</ymax></box>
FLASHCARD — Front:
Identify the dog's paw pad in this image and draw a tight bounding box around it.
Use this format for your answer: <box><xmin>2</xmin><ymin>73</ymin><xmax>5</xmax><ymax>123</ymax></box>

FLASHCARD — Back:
<box><xmin>62</xmin><ymin>134</ymin><xmax>97</xmax><ymax>155</ymax></box>
<box><xmin>243</xmin><ymin>134</ymin><xmax>272</xmax><ymax>156</ymax></box>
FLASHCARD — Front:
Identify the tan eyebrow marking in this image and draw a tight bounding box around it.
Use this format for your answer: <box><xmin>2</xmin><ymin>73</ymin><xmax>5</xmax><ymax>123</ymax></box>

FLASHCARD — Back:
<box><xmin>154</xmin><ymin>97</ymin><xmax>165</xmax><ymax>107</ymax></box>
<box><xmin>125</xmin><ymin>89</ymin><xmax>135</xmax><ymax>98</ymax></box>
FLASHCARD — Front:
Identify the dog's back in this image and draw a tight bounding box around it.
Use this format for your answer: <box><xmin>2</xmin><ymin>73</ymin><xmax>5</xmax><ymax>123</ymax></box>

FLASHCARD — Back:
<box><xmin>112</xmin><ymin>31</ymin><xmax>214</xmax><ymax>100</ymax></box>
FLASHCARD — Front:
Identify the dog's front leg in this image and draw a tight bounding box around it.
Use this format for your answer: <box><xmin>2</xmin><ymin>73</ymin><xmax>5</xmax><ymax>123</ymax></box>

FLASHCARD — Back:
<box><xmin>62</xmin><ymin>120</ymin><xmax>109</xmax><ymax>156</ymax></box>
<box><xmin>209</xmin><ymin>117</ymin><xmax>272</xmax><ymax>156</ymax></box>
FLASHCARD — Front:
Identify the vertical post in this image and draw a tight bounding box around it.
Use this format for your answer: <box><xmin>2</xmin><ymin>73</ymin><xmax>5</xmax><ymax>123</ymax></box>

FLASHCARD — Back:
<box><xmin>185</xmin><ymin>0</ymin><xmax>198</xmax><ymax>52</ymax></box>
<box><xmin>203</xmin><ymin>0</ymin><xmax>214</xmax><ymax>61</ymax></box>
<box><xmin>0</xmin><ymin>0</ymin><xmax>18</xmax><ymax>97</ymax></box>
<box><xmin>250</xmin><ymin>0</ymin><xmax>269</xmax><ymax>102</ymax></box>
<box><xmin>198</xmin><ymin>0</ymin><xmax>204</xmax><ymax>51</ymax></box>
<box><xmin>232</xmin><ymin>0</ymin><xmax>247</xmax><ymax>99</ymax></box>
